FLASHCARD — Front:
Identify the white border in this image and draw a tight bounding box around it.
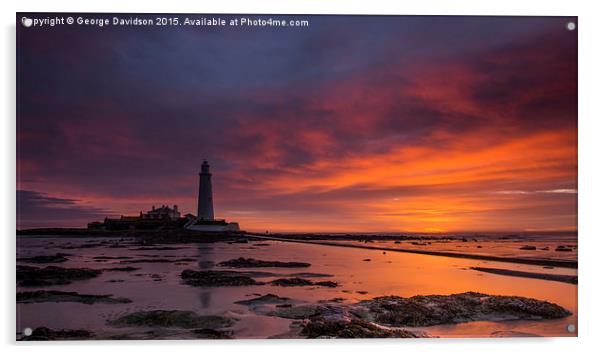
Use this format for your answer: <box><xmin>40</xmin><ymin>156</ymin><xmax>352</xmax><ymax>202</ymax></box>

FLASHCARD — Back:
<box><xmin>2</xmin><ymin>1</ymin><xmax>601</xmax><ymax>354</ymax></box>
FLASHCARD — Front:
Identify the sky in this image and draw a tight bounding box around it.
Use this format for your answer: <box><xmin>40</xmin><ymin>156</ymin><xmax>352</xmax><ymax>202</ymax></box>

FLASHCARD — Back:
<box><xmin>17</xmin><ymin>14</ymin><xmax>577</xmax><ymax>232</ymax></box>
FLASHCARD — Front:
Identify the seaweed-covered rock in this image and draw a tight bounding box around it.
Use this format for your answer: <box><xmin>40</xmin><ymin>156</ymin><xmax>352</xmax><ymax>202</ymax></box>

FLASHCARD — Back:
<box><xmin>22</xmin><ymin>327</ymin><xmax>93</xmax><ymax>341</ymax></box>
<box><xmin>108</xmin><ymin>310</ymin><xmax>235</xmax><ymax>329</ymax></box>
<box><xmin>129</xmin><ymin>246</ymin><xmax>187</xmax><ymax>251</ymax></box>
<box><xmin>17</xmin><ymin>290</ymin><xmax>132</xmax><ymax>304</ymax></box>
<box><xmin>180</xmin><ymin>269</ymin><xmax>260</xmax><ymax>286</ymax></box>
<box><xmin>219</xmin><ymin>257</ymin><xmax>310</xmax><ymax>268</ymax></box>
<box><xmin>286</xmin><ymin>272</ymin><xmax>333</xmax><ymax>278</ymax></box>
<box><xmin>360</xmin><ymin>292</ymin><xmax>571</xmax><ymax>327</ymax></box>
<box><xmin>303</xmin><ymin>317</ymin><xmax>419</xmax><ymax>338</ymax></box>
<box><xmin>17</xmin><ymin>265</ymin><xmax>101</xmax><ymax>286</ymax></box>
<box><xmin>271</xmin><ymin>278</ymin><xmax>313</xmax><ymax>287</ymax></box>
<box><xmin>18</xmin><ymin>254</ymin><xmax>69</xmax><ymax>263</ymax></box>
<box><xmin>270</xmin><ymin>278</ymin><xmax>338</xmax><ymax>287</ymax></box>
<box><xmin>301</xmin><ymin>304</ymin><xmax>420</xmax><ymax>338</ymax></box>
<box><xmin>269</xmin><ymin>292</ymin><xmax>570</xmax><ymax>337</ymax></box>
<box><xmin>102</xmin><ymin>266</ymin><xmax>140</xmax><ymax>272</ymax></box>
<box><xmin>270</xmin><ymin>304</ymin><xmax>320</xmax><ymax>319</ymax></box>
<box><xmin>314</xmin><ymin>281</ymin><xmax>338</xmax><ymax>288</ymax></box>
<box><xmin>235</xmin><ymin>293</ymin><xmax>291</xmax><ymax>306</ymax></box>
<box><xmin>120</xmin><ymin>258</ymin><xmax>197</xmax><ymax>264</ymax></box>
<box><xmin>191</xmin><ymin>328</ymin><xmax>233</xmax><ymax>339</ymax></box>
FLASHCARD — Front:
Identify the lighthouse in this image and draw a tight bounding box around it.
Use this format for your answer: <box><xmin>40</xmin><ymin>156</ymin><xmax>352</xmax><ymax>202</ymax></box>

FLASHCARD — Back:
<box><xmin>197</xmin><ymin>160</ymin><xmax>214</xmax><ymax>220</ymax></box>
<box><xmin>186</xmin><ymin>160</ymin><xmax>240</xmax><ymax>232</ymax></box>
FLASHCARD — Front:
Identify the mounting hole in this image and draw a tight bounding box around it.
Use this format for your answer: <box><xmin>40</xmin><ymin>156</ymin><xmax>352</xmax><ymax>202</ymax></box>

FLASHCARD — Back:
<box><xmin>21</xmin><ymin>17</ymin><xmax>33</xmax><ymax>28</ymax></box>
<box><xmin>566</xmin><ymin>22</ymin><xmax>576</xmax><ymax>31</ymax></box>
<box><xmin>567</xmin><ymin>324</ymin><xmax>576</xmax><ymax>333</ymax></box>
<box><xmin>23</xmin><ymin>327</ymin><xmax>33</xmax><ymax>336</ymax></box>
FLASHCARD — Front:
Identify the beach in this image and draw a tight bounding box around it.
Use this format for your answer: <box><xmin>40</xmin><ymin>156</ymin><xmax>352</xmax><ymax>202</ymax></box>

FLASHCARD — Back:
<box><xmin>16</xmin><ymin>233</ymin><xmax>577</xmax><ymax>339</ymax></box>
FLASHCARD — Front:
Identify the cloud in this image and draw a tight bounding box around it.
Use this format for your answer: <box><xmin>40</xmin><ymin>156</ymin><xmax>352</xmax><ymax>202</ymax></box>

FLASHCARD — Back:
<box><xmin>494</xmin><ymin>189</ymin><xmax>577</xmax><ymax>195</ymax></box>
<box><xmin>17</xmin><ymin>190</ymin><xmax>114</xmax><ymax>229</ymax></box>
<box><xmin>16</xmin><ymin>15</ymin><xmax>577</xmax><ymax>232</ymax></box>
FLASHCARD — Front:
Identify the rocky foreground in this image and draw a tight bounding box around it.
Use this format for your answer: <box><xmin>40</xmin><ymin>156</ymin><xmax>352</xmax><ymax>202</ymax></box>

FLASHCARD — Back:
<box><xmin>21</xmin><ymin>291</ymin><xmax>570</xmax><ymax>340</ymax></box>
<box><xmin>260</xmin><ymin>291</ymin><xmax>571</xmax><ymax>338</ymax></box>
<box><xmin>16</xmin><ymin>264</ymin><xmax>139</xmax><ymax>287</ymax></box>
<box><xmin>218</xmin><ymin>257</ymin><xmax>311</xmax><ymax>268</ymax></box>
<box><xmin>355</xmin><ymin>292</ymin><xmax>571</xmax><ymax>326</ymax></box>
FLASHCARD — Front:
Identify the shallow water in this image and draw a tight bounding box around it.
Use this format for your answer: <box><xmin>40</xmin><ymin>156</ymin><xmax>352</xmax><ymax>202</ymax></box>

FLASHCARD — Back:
<box><xmin>326</xmin><ymin>233</ymin><xmax>577</xmax><ymax>262</ymax></box>
<box><xmin>16</xmin><ymin>236</ymin><xmax>578</xmax><ymax>339</ymax></box>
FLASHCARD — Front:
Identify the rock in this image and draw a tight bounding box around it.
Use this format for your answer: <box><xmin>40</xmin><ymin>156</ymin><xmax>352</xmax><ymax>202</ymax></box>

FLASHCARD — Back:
<box><xmin>129</xmin><ymin>246</ymin><xmax>187</xmax><ymax>251</ymax></box>
<box><xmin>286</xmin><ymin>292</ymin><xmax>571</xmax><ymax>338</ymax></box>
<box><xmin>490</xmin><ymin>330</ymin><xmax>540</xmax><ymax>337</ymax></box>
<box><xmin>235</xmin><ymin>293</ymin><xmax>291</xmax><ymax>306</ymax></box>
<box><xmin>362</xmin><ymin>259</ymin><xmax>371</xmax><ymax>262</ymax></box>
<box><xmin>17</xmin><ymin>290</ymin><xmax>132</xmax><ymax>304</ymax></box>
<box><xmin>271</xmin><ymin>278</ymin><xmax>312</xmax><ymax>287</ymax></box>
<box><xmin>269</xmin><ymin>278</ymin><xmax>337</xmax><ymax>287</ymax></box>
<box><xmin>314</xmin><ymin>281</ymin><xmax>338</xmax><ymax>288</ymax></box>
<box><xmin>303</xmin><ymin>317</ymin><xmax>420</xmax><ymax>338</ymax></box>
<box><xmin>22</xmin><ymin>327</ymin><xmax>93</xmax><ymax>341</ymax></box>
<box><xmin>270</xmin><ymin>304</ymin><xmax>320</xmax><ymax>319</ymax></box>
<box><xmin>18</xmin><ymin>254</ymin><xmax>69</xmax><ymax>263</ymax></box>
<box><xmin>218</xmin><ymin>257</ymin><xmax>310</xmax><ymax>268</ymax></box>
<box><xmin>120</xmin><ymin>258</ymin><xmax>197</xmax><ymax>264</ymax></box>
<box><xmin>17</xmin><ymin>265</ymin><xmax>101</xmax><ymax>286</ymax></box>
<box><xmin>180</xmin><ymin>269</ymin><xmax>260</xmax><ymax>286</ymax></box>
<box><xmin>59</xmin><ymin>243</ymin><xmax>104</xmax><ymax>250</ymax></box>
<box><xmin>301</xmin><ymin>304</ymin><xmax>421</xmax><ymax>338</ymax></box>
<box><xmin>520</xmin><ymin>246</ymin><xmax>537</xmax><ymax>250</ymax></box>
<box><xmin>102</xmin><ymin>266</ymin><xmax>140</xmax><ymax>272</ymax></box>
<box><xmin>191</xmin><ymin>328</ymin><xmax>233</xmax><ymax>339</ymax></box>
<box><xmin>108</xmin><ymin>310</ymin><xmax>234</xmax><ymax>329</ymax></box>
<box><xmin>286</xmin><ymin>272</ymin><xmax>333</xmax><ymax>278</ymax></box>
<box><xmin>555</xmin><ymin>246</ymin><xmax>572</xmax><ymax>252</ymax></box>
<box><xmin>360</xmin><ymin>292</ymin><xmax>571</xmax><ymax>327</ymax></box>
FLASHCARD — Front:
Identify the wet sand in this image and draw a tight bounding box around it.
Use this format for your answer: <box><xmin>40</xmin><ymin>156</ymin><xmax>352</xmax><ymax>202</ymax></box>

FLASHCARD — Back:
<box><xmin>244</xmin><ymin>234</ymin><xmax>578</xmax><ymax>269</ymax></box>
<box><xmin>470</xmin><ymin>267</ymin><xmax>577</xmax><ymax>284</ymax></box>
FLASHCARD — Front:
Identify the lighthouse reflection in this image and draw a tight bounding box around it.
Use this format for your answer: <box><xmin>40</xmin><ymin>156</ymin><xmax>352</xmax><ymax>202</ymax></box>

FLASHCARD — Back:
<box><xmin>196</xmin><ymin>243</ymin><xmax>215</xmax><ymax>309</ymax></box>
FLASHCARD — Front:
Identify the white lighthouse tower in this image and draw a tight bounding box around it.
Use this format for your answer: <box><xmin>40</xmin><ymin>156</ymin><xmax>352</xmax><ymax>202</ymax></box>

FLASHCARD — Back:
<box><xmin>186</xmin><ymin>160</ymin><xmax>240</xmax><ymax>232</ymax></box>
<box><xmin>197</xmin><ymin>160</ymin><xmax>214</xmax><ymax>220</ymax></box>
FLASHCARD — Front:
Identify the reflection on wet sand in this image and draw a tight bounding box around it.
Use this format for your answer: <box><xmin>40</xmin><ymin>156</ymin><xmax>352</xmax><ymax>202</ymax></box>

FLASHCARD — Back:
<box><xmin>197</xmin><ymin>245</ymin><xmax>215</xmax><ymax>309</ymax></box>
